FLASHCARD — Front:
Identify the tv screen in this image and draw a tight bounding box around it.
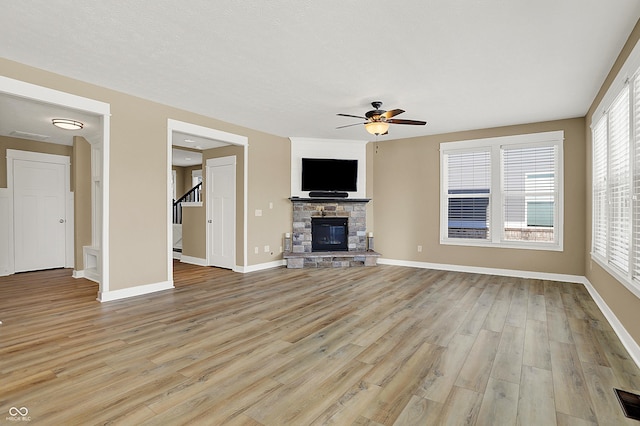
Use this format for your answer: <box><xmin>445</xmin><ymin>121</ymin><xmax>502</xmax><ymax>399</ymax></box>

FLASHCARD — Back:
<box><xmin>301</xmin><ymin>158</ymin><xmax>358</xmax><ymax>192</ymax></box>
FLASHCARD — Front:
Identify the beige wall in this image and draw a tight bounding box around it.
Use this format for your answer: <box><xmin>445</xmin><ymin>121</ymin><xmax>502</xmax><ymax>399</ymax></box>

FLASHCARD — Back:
<box><xmin>373</xmin><ymin>117</ymin><xmax>586</xmax><ymax>276</ymax></box>
<box><xmin>173</xmin><ymin>164</ymin><xmax>203</xmax><ymax>199</ymax></box>
<box><xmin>0</xmin><ymin>135</ymin><xmax>72</xmax><ymax>188</ymax></box>
<box><xmin>72</xmin><ymin>136</ymin><xmax>92</xmax><ymax>269</ymax></box>
<box><xmin>181</xmin><ymin>205</ymin><xmax>205</xmax><ymax>259</ymax></box>
<box><xmin>245</xmin><ymin>132</ymin><xmax>291</xmax><ymax>265</ymax></box>
<box><xmin>1</xmin><ymin>57</ymin><xmax>290</xmax><ymax>291</ymax></box>
<box><xmin>585</xmin><ymin>20</ymin><xmax>640</xmax><ymax>345</ymax></box>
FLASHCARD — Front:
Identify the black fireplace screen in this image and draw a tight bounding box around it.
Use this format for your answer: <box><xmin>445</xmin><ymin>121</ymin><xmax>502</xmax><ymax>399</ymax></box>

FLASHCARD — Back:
<box><xmin>312</xmin><ymin>218</ymin><xmax>348</xmax><ymax>251</ymax></box>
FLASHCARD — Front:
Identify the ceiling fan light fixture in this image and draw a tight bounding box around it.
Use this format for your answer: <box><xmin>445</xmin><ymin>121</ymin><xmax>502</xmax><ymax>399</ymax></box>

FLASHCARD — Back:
<box><xmin>365</xmin><ymin>121</ymin><xmax>389</xmax><ymax>135</ymax></box>
<box><xmin>52</xmin><ymin>118</ymin><xmax>83</xmax><ymax>130</ymax></box>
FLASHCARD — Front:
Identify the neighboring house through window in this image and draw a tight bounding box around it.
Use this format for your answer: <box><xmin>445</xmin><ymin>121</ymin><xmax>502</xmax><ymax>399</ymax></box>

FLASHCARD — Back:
<box><xmin>440</xmin><ymin>131</ymin><xmax>564</xmax><ymax>250</ymax></box>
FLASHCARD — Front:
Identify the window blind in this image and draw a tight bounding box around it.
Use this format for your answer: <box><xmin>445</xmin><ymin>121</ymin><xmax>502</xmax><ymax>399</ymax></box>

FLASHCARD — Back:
<box><xmin>446</xmin><ymin>150</ymin><xmax>491</xmax><ymax>239</ymax></box>
<box><xmin>634</xmin><ymin>78</ymin><xmax>640</xmax><ymax>280</ymax></box>
<box><xmin>592</xmin><ymin>116</ymin><xmax>608</xmax><ymax>258</ymax></box>
<box><xmin>608</xmin><ymin>88</ymin><xmax>630</xmax><ymax>273</ymax></box>
<box><xmin>503</xmin><ymin>145</ymin><xmax>556</xmax><ymax>243</ymax></box>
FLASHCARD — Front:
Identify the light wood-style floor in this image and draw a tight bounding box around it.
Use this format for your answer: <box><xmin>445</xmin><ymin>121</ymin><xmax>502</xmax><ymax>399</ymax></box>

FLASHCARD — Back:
<box><xmin>1</xmin><ymin>262</ymin><xmax>640</xmax><ymax>425</ymax></box>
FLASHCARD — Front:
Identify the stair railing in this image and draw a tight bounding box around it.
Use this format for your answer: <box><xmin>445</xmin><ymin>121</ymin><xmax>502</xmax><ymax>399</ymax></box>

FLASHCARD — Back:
<box><xmin>173</xmin><ymin>182</ymin><xmax>202</xmax><ymax>224</ymax></box>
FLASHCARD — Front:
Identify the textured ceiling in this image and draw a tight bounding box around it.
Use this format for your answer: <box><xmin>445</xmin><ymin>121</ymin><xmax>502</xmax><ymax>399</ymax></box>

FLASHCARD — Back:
<box><xmin>1</xmin><ymin>1</ymin><xmax>640</xmax><ymax>141</ymax></box>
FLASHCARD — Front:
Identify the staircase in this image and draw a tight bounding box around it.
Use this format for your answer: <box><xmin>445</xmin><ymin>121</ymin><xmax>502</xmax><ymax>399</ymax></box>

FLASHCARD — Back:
<box><xmin>173</xmin><ymin>182</ymin><xmax>202</xmax><ymax>225</ymax></box>
<box><xmin>173</xmin><ymin>183</ymin><xmax>202</xmax><ymax>257</ymax></box>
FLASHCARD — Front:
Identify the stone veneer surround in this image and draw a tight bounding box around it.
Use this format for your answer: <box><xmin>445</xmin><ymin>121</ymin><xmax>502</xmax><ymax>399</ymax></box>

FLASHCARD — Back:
<box><xmin>290</xmin><ymin>198</ymin><xmax>369</xmax><ymax>253</ymax></box>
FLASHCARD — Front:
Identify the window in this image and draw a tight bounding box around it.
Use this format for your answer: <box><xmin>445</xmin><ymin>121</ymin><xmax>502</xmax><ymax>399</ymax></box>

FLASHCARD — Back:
<box><xmin>592</xmin><ymin>74</ymin><xmax>640</xmax><ymax>286</ymax></box>
<box><xmin>440</xmin><ymin>131</ymin><xmax>563</xmax><ymax>250</ymax></box>
<box><xmin>192</xmin><ymin>169</ymin><xmax>203</xmax><ymax>188</ymax></box>
<box><xmin>446</xmin><ymin>150</ymin><xmax>491</xmax><ymax>239</ymax></box>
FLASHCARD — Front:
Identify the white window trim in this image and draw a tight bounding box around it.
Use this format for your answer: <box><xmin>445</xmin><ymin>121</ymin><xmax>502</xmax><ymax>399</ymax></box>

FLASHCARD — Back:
<box><xmin>440</xmin><ymin>131</ymin><xmax>564</xmax><ymax>251</ymax></box>
<box><xmin>590</xmin><ymin>40</ymin><xmax>640</xmax><ymax>299</ymax></box>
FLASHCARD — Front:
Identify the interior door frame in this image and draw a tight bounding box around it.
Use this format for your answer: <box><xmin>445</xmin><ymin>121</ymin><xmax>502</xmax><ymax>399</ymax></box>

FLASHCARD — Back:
<box><xmin>166</xmin><ymin>119</ymin><xmax>248</xmax><ymax>278</ymax></box>
<box><xmin>0</xmin><ymin>76</ymin><xmax>111</xmax><ymax>299</ymax></box>
<box><xmin>206</xmin><ymin>155</ymin><xmax>236</xmax><ymax>269</ymax></box>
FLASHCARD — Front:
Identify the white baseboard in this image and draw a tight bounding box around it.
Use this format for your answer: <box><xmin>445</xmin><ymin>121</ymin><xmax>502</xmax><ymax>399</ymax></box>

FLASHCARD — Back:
<box><xmin>73</xmin><ymin>269</ymin><xmax>100</xmax><ymax>283</ymax></box>
<box><xmin>235</xmin><ymin>259</ymin><xmax>286</xmax><ymax>273</ymax></box>
<box><xmin>98</xmin><ymin>280</ymin><xmax>174</xmax><ymax>302</ymax></box>
<box><xmin>377</xmin><ymin>258</ymin><xmax>585</xmax><ymax>284</ymax></box>
<box><xmin>180</xmin><ymin>255</ymin><xmax>207</xmax><ymax>266</ymax></box>
<box><xmin>172</xmin><ymin>251</ymin><xmax>182</xmax><ymax>260</ymax></box>
<box><xmin>582</xmin><ymin>278</ymin><xmax>640</xmax><ymax>369</ymax></box>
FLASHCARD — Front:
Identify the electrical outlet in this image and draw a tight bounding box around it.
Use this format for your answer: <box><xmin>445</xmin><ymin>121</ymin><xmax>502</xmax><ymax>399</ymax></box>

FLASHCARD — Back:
<box><xmin>269</xmin><ymin>202</ymin><xmax>273</xmax><ymax>209</ymax></box>
<box><xmin>254</xmin><ymin>246</ymin><xmax>259</xmax><ymax>254</ymax></box>
<box><xmin>264</xmin><ymin>245</ymin><xmax>269</xmax><ymax>253</ymax></box>
<box><xmin>255</xmin><ymin>209</ymin><xmax>262</xmax><ymax>217</ymax></box>
<box><xmin>417</xmin><ymin>245</ymin><xmax>423</xmax><ymax>252</ymax></box>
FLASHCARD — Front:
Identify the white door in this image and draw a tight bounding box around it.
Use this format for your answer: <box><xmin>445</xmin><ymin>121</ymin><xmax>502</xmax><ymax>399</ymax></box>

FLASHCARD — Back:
<box><xmin>206</xmin><ymin>156</ymin><xmax>236</xmax><ymax>269</ymax></box>
<box><xmin>14</xmin><ymin>159</ymin><xmax>67</xmax><ymax>272</ymax></box>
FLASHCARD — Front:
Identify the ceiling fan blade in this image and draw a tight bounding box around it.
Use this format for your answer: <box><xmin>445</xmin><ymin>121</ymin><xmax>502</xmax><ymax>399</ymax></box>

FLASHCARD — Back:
<box><xmin>387</xmin><ymin>118</ymin><xmax>427</xmax><ymax>126</ymax></box>
<box><xmin>381</xmin><ymin>109</ymin><xmax>405</xmax><ymax>119</ymax></box>
<box><xmin>336</xmin><ymin>122</ymin><xmax>366</xmax><ymax>129</ymax></box>
<box><xmin>337</xmin><ymin>113</ymin><xmax>367</xmax><ymax>120</ymax></box>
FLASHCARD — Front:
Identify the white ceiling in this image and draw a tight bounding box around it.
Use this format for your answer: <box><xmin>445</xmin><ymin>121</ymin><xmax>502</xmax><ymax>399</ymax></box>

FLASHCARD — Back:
<box><xmin>0</xmin><ymin>94</ymin><xmax>102</xmax><ymax>146</ymax></box>
<box><xmin>172</xmin><ymin>131</ymin><xmax>229</xmax><ymax>152</ymax></box>
<box><xmin>1</xmin><ymin>1</ymin><xmax>640</xmax><ymax>142</ymax></box>
<box><xmin>172</xmin><ymin>131</ymin><xmax>228</xmax><ymax>166</ymax></box>
<box><xmin>172</xmin><ymin>148</ymin><xmax>203</xmax><ymax>167</ymax></box>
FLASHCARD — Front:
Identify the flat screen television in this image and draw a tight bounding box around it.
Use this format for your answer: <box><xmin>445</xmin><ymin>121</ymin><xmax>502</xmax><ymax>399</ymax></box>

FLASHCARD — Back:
<box><xmin>301</xmin><ymin>158</ymin><xmax>358</xmax><ymax>192</ymax></box>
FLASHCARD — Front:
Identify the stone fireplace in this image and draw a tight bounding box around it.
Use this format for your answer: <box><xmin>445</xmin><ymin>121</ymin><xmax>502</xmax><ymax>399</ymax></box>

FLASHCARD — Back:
<box><xmin>284</xmin><ymin>197</ymin><xmax>379</xmax><ymax>268</ymax></box>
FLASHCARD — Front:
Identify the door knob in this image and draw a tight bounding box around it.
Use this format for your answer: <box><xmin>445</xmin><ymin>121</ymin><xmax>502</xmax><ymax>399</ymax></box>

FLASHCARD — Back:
<box><xmin>59</xmin><ymin>219</ymin><xmax>65</xmax><ymax>223</ymax></box>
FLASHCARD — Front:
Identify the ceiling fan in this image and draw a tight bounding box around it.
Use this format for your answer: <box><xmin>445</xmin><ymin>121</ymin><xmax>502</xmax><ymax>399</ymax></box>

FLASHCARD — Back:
<box><xmin>336</xmin><ymin>101</ymin><xmax>427</xmax><ymax>135</ymax></box>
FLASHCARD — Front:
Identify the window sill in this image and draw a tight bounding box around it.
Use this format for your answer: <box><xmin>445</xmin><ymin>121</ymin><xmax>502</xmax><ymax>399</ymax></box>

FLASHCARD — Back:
<box><xmin>591</xmin><ymin>253</ymin><xmax>640</xmax><ymax>299</ymax></box>
<box><xmin>440</xmin><ymin>238</ymin><xmax>563</xmax><ymax>252</ymax></box>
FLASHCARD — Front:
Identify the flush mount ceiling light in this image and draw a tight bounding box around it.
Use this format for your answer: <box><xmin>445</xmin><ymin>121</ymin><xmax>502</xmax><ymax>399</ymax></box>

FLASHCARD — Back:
<box><xmin>52</xmin><ymin>118</ymin><xmax>83</xmax><ymax>130</ymax></box>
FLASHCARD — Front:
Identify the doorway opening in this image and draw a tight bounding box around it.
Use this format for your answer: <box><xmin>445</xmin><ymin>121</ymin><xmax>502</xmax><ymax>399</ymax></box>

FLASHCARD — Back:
<box><xmin>0</xmin><ymin>76</ymin><xmax>110</xmax><ymax>300</ymax></box>
<box><xmin>166</xmin><ymin>119</ymin><xmax>248</xmax><ymax>280</ymax></box>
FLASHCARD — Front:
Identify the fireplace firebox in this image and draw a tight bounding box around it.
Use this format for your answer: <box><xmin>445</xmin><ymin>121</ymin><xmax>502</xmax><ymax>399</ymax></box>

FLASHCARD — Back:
<box><xmin>312</xmin><ymin>218</ymin><xmax>348</xmax><ymax>252</ymax></box>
